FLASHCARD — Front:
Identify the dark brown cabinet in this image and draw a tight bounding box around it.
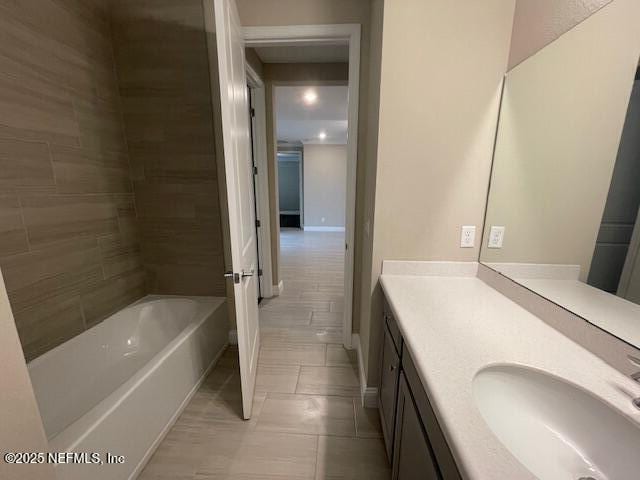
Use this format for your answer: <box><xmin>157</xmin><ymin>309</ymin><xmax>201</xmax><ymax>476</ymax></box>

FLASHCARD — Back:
<box><xmin>379</xmin><ymin>296</ymin><xmax>462</xmax><ymax>480</ymax></box>
<box><xmin>379</xmin><ymin>319</ymin><xmax>401</xmax><ymax>458</ymax></box>
<box><xmin>393</xmin><ymin>373</ymin><xmax>441</xmax><ymax>480</ymax></box>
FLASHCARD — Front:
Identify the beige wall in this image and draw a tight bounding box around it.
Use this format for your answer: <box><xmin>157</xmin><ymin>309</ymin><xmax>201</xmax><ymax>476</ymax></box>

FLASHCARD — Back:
<box><xmin>482</xmin><ymin>0</ymin><xmax>640</xmax><ymax>281</ymax></box>
<box><xmin>0</xmin><ymin>0</ymin><xmax>146</xmax><ymax>360</ymax></box>
<box><xmin>361</xmin><ymin>0</ymin><xmax>516</xmax><ymax>386</ymax></box>
<box><xmin>111</xmin><ymin>0</ymin><xmax>227</xmax><ymax>297</ymax></box>
<box><xmin>0</xmin><ymin>270</ymin><xmax>53</xmax><ymax>480</ymax></box>
<box><xmin>508</xmin><ymin>0</ymin><xmax>612</xmax><ymax>69</ymax></box>
<box><xmin>303</xmin><ymin>144</ymin><xmax>347</xmax><ymax>227</ymax></box>
<box><xmin>354</xmin><ymin>0</ymin><xmax>384</xmax><ymax>335</ymax></box>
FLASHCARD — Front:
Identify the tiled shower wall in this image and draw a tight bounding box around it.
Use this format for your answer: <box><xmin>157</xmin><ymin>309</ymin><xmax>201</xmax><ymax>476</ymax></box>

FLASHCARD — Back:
<box><xmin>0</xmin><ymin>0</ymin><xmax>227</xmax><ymax>361</ymax></box>
<box><xmin>110</xmin><ymin>0</ymin><xmax>227</xmax><ymax>297</ymax></box>
<box><xmin>0</xmin><ymin>0</ymin><xmax>146</xmax><ymax>361</ymax></box>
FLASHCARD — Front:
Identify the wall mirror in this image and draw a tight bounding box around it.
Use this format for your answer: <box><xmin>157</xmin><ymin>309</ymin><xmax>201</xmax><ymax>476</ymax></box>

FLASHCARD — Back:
<box><xmin>480</xmin><ymin>6</ymin><xmax>640</xmax><ymax>348</ymax></box>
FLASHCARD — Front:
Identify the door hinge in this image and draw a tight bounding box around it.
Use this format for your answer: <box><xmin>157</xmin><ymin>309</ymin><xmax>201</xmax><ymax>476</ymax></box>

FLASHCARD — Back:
<box><xmin>345</xmin><ymin>242</ymin><xmax>348</xmax><ymax>251</ymax></box>
<box><xmin>253</xmin><ymin>166</ymin><xmax>258</xmax><ymax>175</ymax></box>
<box><xmin>255</xmin><ymin>219</ymin><xmax>261</xmax><ymax>228</ymax></box>
<box><xmin>250</xmin><ymin>107</ymin><xmax>255</xmax><ymax>117</ymax></box>
<box><xmin>258</xmin><ymin>268</ymin><xmax>263</xmax><ymax>276</ymax></box>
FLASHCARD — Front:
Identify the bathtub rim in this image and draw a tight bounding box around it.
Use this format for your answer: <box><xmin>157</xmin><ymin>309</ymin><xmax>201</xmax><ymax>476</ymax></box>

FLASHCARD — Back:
<box><xmin>44</xmin><ymin>295</ymin><xmax>226</xmax><ymax>452</ymax></box>
<box><xmin>28</xmin><ymin>295</ymin><xmax>207</xmax><ymax>372</ymax></box>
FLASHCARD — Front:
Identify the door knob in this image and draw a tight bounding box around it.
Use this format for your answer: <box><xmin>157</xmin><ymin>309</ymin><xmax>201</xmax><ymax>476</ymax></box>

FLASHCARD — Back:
<box><xmin>224</xmin><ymin>271</ymin><xmax>240</xmax><ymax>283</ymax></box>
<box><xmin>242</xmin><ymin>269</ymin><xmax>255</xmax><ymax>278</ymax></box>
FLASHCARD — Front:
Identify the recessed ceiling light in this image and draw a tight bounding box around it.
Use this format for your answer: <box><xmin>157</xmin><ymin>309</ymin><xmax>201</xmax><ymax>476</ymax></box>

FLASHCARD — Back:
<box><xmin>303</xmin><ymin>89</ymin><xmax>318</xmax><ymax>105</ymax></box>
<box><xmin>318</xmin><ymin>131</ymin><xmax>327</xmax><ymax>140</ymax></box>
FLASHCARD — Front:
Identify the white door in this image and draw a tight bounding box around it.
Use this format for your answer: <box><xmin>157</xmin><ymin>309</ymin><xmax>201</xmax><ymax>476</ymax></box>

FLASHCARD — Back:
<box><xmin>213</xmin><ymin>0</ymin><xmax>260</xmax><ymax>419</ymax></box>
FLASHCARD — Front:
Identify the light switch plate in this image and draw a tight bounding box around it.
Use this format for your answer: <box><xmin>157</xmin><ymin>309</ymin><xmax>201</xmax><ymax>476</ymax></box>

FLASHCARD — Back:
<box><xmin>460</xmin><ymin>226</ymin><xmax>476</xmax><ymax>248</ymax></box>
<box><xmin>488</xmin><ymin>226</ymin><xmax>505</xmax><ymax>248</ymax></box>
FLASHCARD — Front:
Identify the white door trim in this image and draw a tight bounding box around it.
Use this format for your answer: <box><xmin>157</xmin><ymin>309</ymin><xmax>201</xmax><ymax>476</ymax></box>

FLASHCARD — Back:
<box><xmin>244</xmin><ymin>24</ymin><xmax>361</xmax><ymax>349</ymax></box>
<box><xmin>246</xmin><ymin>65</ymin><xmax>274</xmax><ymax>298</ymax></box>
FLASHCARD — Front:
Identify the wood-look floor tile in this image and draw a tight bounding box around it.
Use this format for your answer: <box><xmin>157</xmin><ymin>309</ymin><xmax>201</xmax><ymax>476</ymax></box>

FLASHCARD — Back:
<box><xmin>138</xmin><ymin>426</ymin><xmax>208</xmax><ymax>480</ymax></box>
<box><xmin>260</xmin><ymin>298</ymin><xmax>331</xmax><ymax>313</ymax></box>
<box><xmin>330</xmin><ymin>300</ymin><xmax>345</xmax><ymax>313</ymax></box>
<box><xmin>259</xmin><ymin>307</ymin><xmax>312</xmax><ymax>327</ymax></box>
<box><xmin>325</xmin><ymin>344</ymin><xmax>357</xmax><ymax>367</ymax></box>
<box><xmin>261</xmin><ymin>327</ymin><xmax>342</xmax><ymax>345</ymax></box>
<box><xmin>195</xmin><ymin>430</ymin><xmax>318</xmax><ymax>479</ymax></box>
<box><xmin>255</xmin><ymin>364</ymin><xmax>300</xmax><ymax>394</ymax></box>
<box><xmin>141</xmin><ymin>232</ymin><xmax>388</xmax><ymax>479</ymax></box>
<box><xmin>311</xmin><ymin>311</ymin><xmax>343</xmax><ymax>326</ymax></box>
<box><xmin>256</xmin><ymin>393</ymin><xmax>356</xmax><ymax>437</ymax></box>
<box><xmin>296</xmin><ymin>366</ymin><xmax>360</xmax><ymax>397</ymax></box>
<box><xmin>354</xmin><ymin>399</ymin><xmax>384</xmax><ymax>439</ymax></box>
<box><xmin>315</xmin><ymin>436</ymin><xmax>390</xmax><ymax>479</ymax></box>
<box><xmin>259</xmin><ymin>343</ymin><xmax>326</xmax><ymax>366</ymax></box>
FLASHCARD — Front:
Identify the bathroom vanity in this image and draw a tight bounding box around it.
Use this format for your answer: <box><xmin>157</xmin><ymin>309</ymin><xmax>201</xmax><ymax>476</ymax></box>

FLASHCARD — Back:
<box><xmin>378</xmin><ymin>297</ymin><xmax>461</xmax><ymax>480</ymax></box>
<box><xmin>376</xmin><ymin>262</ymin><xmax>640</xmax><ymax>480</ymax></box>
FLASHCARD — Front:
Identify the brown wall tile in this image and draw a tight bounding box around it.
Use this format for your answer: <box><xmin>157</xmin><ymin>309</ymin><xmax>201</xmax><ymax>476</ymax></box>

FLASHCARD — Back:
<box><xmin>0</xmin><ymin>0</ymin><xmax>147</xmax><ymax>361</ymax></box>
<box><xmin>111</xmin><ymin>0</ymin><xmax>227</xmax><ymax>298</ymax></box>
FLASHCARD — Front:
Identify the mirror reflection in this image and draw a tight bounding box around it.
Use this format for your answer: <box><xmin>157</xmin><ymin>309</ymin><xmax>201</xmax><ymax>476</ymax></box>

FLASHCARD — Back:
<box><xmin>481</xmin><ymin>12</ymin><xmax>640</xmax><ymax>348</ymax></box>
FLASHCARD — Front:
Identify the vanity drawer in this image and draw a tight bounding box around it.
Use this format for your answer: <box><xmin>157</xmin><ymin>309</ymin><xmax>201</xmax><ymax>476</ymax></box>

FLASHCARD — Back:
<box><xmin>402</xmin><ymin>350</ymin><xmax>462</xmax><ymax>480</ymax></box>
<box><xmin>384</xmin><ymin>298</ymin><xmax>402</xmax><ymax>354</ymax></box>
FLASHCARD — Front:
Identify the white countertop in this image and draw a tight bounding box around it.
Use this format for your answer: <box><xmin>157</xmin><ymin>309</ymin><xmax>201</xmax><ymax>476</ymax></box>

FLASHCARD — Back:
<box><xmin>380</xmin><ymin>262</ymin><xmax>640</xmax><ymax>480</ymax></box>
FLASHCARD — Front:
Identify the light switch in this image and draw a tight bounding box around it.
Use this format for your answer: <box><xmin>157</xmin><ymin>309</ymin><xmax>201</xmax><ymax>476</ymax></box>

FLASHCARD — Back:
<box><xmin>460</xmin><ymin>226</ymin><xmax>476</xmax><ymax>248</ymax></box>
<box><xmin>488</xmin><ymin>226</ymin><xmax>505</xmax><ymax>248</ymax></box>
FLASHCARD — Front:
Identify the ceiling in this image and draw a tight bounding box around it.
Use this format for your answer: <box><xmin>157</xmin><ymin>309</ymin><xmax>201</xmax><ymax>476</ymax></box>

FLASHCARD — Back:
<box><xmin>254</xmin><ymin>44</ymin><xmax>349</xmax><ymax>64</ymax></box>
<box><xmin>275</xmin><ymin>85</ymin><xmax>348</xmax><ymax>145</ymax></box>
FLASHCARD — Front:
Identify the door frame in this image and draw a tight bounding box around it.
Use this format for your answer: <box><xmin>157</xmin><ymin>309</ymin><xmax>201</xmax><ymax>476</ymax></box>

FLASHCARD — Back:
<box><xmin>244</xmin><ymin>24</ymin><xmax>361</xmax><ymax>349</ymax></box>
<box><xmin>246</xmin><ymin>63</ymin><xmax>274</xmax><ymax>299</ymax></box>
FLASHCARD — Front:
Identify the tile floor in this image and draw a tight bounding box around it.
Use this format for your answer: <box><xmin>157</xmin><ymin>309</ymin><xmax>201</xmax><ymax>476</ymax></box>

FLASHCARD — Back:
<box><xmin>139</xmin><ymin>230</ymin><xmax>390</xmax><ymax>479</ymax></box>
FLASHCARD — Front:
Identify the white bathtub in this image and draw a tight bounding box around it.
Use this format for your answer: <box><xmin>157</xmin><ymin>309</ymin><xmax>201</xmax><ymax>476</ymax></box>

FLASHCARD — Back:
<box><xmin>28</xmin><ymin>295</ymin><xmax>228</xmax><ymax>480</ymax></box>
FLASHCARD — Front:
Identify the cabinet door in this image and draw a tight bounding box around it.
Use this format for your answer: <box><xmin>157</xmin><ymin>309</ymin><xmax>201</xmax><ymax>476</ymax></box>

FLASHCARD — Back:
<box><xmin>378</xmin><ymin>326</ymin><xmax>400</xmax><ymax>459</ymax></box>
<box><xmin>392</xmin><ymin>374</ymin><xmax>440</xmax><ymax>480</ymax></box>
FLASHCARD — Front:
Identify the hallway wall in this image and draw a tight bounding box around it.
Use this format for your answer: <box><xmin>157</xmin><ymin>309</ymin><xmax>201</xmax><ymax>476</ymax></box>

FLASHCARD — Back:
<box><xmin>303</xmin><ymin>144</ymin><xmax>347</xmax><ymax>228</ymax></box>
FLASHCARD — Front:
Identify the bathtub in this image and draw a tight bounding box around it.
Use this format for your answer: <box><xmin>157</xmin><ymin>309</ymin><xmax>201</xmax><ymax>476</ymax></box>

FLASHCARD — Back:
<box><xmin>27</xmin><ymin>295</ymin><xmax>228</xmax><ymax>480</ymax></box>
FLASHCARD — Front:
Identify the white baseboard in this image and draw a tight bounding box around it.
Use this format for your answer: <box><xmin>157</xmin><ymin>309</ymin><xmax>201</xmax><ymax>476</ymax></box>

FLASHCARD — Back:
<box><xmin>228</xmin><ymin>329</ymin><xmax>238</xmax><ymax>345</ymax></box>
<box><xmin>272</xmin><ymin>280</ymin><xmax>284</xmax><ymax>296</ymax></box>
<box><xmin>352</xmin><ymin>333</ymin><xmax>378</xmax><ymax>408</ymax></box>
<box><xmin>303</xmin><ymin>226</ymin><xmax>346</xmax><ymax>232</ymax></box>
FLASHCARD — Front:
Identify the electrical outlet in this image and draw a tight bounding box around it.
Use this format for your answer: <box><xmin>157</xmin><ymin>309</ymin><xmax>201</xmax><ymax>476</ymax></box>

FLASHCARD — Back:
<box><xmin>488</xmin><ymin>226</ymin><xmax>505</xmax><ymax>248</ymax></box>
<box><xmin>460</xmin><ymin>226</ymin><xmax>476</xmax><ymax>248</ymax></box>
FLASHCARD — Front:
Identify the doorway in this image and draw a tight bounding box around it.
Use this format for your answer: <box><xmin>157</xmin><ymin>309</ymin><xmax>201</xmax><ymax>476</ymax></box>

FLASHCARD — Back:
<box><xmin>245</xmin><ymin>24</ymin><xmax>361</xmax><ymax>349</ymax></box>
<box><xmin>277</xmin><ymin>150</ymin><xmax>303</xmax><ymax>228</ymax></box>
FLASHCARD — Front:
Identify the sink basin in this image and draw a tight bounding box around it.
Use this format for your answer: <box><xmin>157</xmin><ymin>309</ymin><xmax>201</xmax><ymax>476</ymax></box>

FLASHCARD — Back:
<box><xmin>473</xmin><ymin>365</ymin><xmax>640</xmax><ymax>480</ymax></box>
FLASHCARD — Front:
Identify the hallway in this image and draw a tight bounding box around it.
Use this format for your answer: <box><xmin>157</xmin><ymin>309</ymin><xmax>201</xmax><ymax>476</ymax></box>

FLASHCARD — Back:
<box><xmin>139</xmin><ymin>230</ymin><xmax>390</xmax><ymax>479</ymax></box>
